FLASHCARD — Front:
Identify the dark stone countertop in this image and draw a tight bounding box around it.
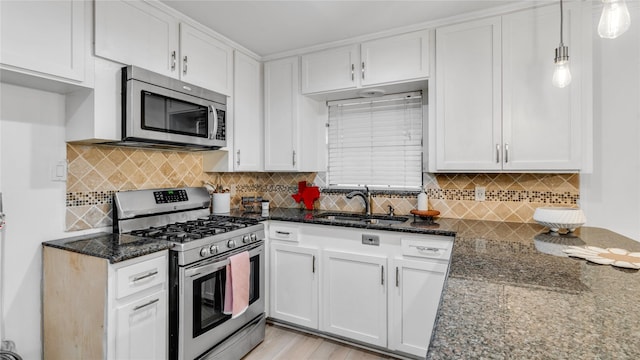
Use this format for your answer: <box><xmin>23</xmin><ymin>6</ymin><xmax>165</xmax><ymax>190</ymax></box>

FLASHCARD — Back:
<box><xmin>426</xmin><ymin>220</ymin><xmax>640</xmax><ymax>360</ymax></box>
<box><xmin>231</xmin><ymin>207</ymin><xmax>459</xmax><ymax>237</ymax></box>
<box><xmin>243</xmin><ymin>208</ymin><xmax>640</xmax><ymax>359</ymax></box>
<box><xmin>43</xmin><ymin>232</ymin><xmax>172</xmax><ymax>263</ymax></box>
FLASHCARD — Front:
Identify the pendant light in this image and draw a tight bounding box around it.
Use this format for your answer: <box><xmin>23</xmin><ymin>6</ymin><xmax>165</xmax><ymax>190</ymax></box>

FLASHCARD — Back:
<box><xmin>552</xmin><ymin>0</ymin><xmax>571</xmax><ymax>88</ymax></box>
<box><xmin>598</xmin><ymin>0</ymin><xmax>631</xmax><ymax>39</ymax></box>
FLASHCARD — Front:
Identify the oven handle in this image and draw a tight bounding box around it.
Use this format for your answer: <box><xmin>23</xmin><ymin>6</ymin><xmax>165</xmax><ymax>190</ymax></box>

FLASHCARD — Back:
<box><xmin>184</xmin><ymin>243</ymin><xmax>263</xmax><ymax>278</ymax></box>
<box><xmin>185</xmin><ymin>260</ymin><xmax>227</xmax><ymax>278</ymax></box>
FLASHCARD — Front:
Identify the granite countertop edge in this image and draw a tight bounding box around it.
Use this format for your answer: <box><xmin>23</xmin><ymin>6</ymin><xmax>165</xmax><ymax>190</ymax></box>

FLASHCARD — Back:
<box><xmin>43</xmin><ymin>232</ymin><xmax>172</xmax><ymax>263</ymax></box>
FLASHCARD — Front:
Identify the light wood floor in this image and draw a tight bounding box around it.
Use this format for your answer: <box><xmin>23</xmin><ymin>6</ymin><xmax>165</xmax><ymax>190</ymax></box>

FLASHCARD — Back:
<box><xmin>243</xmin><ymin>324</ymin><xmax>396</xmax><ymax>360</ymax></box>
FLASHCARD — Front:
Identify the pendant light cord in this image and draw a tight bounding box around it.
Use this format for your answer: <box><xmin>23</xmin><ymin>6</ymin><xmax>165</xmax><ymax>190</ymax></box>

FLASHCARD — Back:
<box><xmin>559</xmin><ymin>0</ymin><xmax>564</xmax><ymax>45</ymax></box>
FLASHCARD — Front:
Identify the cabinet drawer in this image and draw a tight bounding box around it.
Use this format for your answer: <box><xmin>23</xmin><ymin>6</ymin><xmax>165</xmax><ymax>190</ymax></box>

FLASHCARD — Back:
<box><xmin>401</xmin><ymin>237</ymin><xmax>453</xmax><ymax>260</ymax></box>
<box><xmin>116</xmin><ymin>254</ymin><xmax>167</xmax><ymax>299</ymax></box>
<box><xmin>269</xmin><ymin>224</ymin><xmax>299</xmax><ymax>242</ymax></box>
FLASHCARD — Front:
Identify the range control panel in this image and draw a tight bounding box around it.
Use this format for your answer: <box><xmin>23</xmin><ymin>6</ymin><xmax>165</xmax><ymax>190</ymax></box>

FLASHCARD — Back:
<box><xmin>154</xmin><ymin>189</ymin><xmax>189</xmax><ymax>204</ymax></box>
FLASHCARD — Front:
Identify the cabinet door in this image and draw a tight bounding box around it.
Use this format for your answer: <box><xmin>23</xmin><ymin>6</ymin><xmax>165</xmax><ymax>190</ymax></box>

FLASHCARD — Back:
<box><xmin>389</xmin><ymin>259</ymin><xmax>448</xmax><ymax>357</ymax></box>
<box><xmin>95</xmin><ymin>0</ymin><xmax>178</xmax><ymax>77</ymax></box>
<box><xmin>435</xmin><ymin>17</ymin><xmax>502</xmax><ymax>171</ymax></box>
<box><xmin>301</xmin><ymin>45</ymin><xmax>359</xmax><ymax>94</ymax></box>
<box><xmin>270</xmin><ymin>243</ymin><xmax>319</xmax><ymax>328</ymax></box>
<box><xmin>321</xmin><ymin>250</ymin><xmax>387</xmax><ymax>347</ymax></box>
<box><xmin>264</xmin><ymin>57</ymin><xmax>299</xmax><ymax>171</ymax></box>
<box><xmin>361</xmin><ymin>30</ymin><xmax>430</xmax><ymax>86</ymax></box>
<box><xmin>180</xmin><ymin>23</ymin><xmax>233</xmax><ymax>95</ymax></box>
<box><xmin>233</xmin><ymin>51</ymin><xmax>263</xmax><ymax>171</ymax></box>
<box><xmin>115</xmin><ymin>291</ymin><xmax>167</xmax><ymax>360</ymax></box>
<box><xmin>1</xmin><ymin>0</ymin><xmax>85</xmax><ymax>81</ymax></box>
<box><xmin>502</xmin><ymin>3</ymin><xmax>583</xmax><ymax>171</ymax></box>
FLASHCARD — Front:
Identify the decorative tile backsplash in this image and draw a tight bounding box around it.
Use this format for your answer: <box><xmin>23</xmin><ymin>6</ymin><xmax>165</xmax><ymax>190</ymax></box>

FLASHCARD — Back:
<box><xmin>65</xmin><ymin>144</ymin><xmax>579</xmax><ymax>231</ymax></box>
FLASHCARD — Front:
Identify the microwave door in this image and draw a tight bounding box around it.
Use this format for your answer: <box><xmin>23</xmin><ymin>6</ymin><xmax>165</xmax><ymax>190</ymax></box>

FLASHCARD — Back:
<box><xmin>126</xmin><ymin>79</ymin><xmax>226</xmax><ymax>148</ymax></box>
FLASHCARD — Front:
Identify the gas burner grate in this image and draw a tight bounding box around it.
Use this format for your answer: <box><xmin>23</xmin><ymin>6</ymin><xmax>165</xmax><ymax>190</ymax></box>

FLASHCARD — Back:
<box><xmin>127</xmin><ymin>215</ymin><xmax>260</xmax><ymax>244</ymax></box>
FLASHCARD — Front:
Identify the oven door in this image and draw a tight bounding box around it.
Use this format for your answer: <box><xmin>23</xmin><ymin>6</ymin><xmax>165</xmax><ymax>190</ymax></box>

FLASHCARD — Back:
<box><xmin>178</xmin><ymin>242</ymin><xmax>264</xmax><ymax>360</ymax></box>
<box><xmin>125</xmin><ymin>78</ymin><xmax>226</xmax><ymax>148</ymax></box>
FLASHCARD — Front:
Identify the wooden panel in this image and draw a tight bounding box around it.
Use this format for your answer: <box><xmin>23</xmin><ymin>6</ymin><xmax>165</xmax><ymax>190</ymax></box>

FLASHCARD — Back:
<box><xmin>43</xmin><ymin>247</ymin><xmax>107</xmax><ymax>360</ymax></box>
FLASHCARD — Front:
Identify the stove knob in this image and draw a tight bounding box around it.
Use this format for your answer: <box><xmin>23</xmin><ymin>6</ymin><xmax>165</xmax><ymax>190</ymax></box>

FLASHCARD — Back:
<box><xmin>209</xmin><ymin>245</ymin><xmax>218</xmax><ymax>255</ymax></box>
<box><xmin>250</xmin><ymin>233</ymin><xmax>257</xmax><ymax>242</ymax></box>
<box><xmin>242</xmin><ymin>235</ymin><xmax>250</xmax><ymax>243</ymax></box>
<box><xmin>199</xmin><ymin>247</ymin><xmax>209</xmax><ymax>257</ymax></box>
<box><xmin>227</xmin><ymin>239</ymin><xmax>235</xmax><ymax>248</ymax></box>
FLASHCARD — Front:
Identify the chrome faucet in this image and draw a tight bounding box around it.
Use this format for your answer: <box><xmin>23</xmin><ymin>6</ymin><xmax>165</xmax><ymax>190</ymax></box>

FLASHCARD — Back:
<box><xmin>346</xmin><ymin>186</ymin><xmax>371</xmax><ymax>216</ymax></box>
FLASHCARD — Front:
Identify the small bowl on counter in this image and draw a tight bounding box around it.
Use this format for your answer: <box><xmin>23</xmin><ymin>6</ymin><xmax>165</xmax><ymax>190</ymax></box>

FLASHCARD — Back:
<box><xmin>533</xmin><ymin>207</ymin><xmax>586</xmax><ymax>233</ymax></box>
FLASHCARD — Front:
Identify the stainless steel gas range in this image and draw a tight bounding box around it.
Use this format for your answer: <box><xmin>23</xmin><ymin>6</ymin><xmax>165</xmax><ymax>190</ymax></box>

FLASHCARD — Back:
<box><xmin>113</xmin><ymin>187</ymin><xmax>265</xmax><ymax>360</ymax></box>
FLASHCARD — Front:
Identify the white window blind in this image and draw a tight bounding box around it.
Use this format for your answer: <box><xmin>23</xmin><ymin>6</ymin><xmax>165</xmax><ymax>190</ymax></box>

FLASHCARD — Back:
<box><xmin>327</xmin><ymin>91</ymin><xmax>423</xmax><ymax>189</ymax></box>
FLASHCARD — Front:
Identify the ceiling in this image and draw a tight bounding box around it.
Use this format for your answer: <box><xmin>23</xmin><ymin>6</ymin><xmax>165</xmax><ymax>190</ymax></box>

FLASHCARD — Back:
<box><xmin>160</xmin><ymin>0</ymin><xmax>523</xmax><ymax>58</ymax></box>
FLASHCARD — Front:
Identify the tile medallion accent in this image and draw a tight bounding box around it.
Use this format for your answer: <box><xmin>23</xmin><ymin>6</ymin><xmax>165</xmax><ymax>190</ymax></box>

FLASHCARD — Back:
<box><xmin>66</xmin><ymin>144</ymin><xmax>580</xmax><ymax>231</ymax></box>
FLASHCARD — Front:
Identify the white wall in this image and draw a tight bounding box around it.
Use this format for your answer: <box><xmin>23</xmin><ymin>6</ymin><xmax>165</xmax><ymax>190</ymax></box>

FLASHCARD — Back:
<box><xmin>581</xmin><ymin>3</ymin><xmax>640</xmax><ymax>241</ymax></box>
<box><xmin>0</xmin><ymin>83</ymin><xmax>69</xmax><ymax>359</ymax></box>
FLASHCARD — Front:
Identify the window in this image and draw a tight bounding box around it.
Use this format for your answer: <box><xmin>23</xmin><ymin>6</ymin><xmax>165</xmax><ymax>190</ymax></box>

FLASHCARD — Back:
<box><xmin>327</xmin><ymin>92</ymin><xmax>423</xmax><ymax>189</ymax></box>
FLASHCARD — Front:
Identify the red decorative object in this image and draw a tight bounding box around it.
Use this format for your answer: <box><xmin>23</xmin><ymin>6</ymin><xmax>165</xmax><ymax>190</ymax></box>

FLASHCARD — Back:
<box><xmin>292</xmin><ymin>181</ymin><xmax>320</xmax><ymax>210</ymax></box>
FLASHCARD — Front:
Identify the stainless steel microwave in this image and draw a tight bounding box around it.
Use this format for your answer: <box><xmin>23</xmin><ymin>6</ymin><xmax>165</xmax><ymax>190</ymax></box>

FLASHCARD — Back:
<box><xmin>120</xmin><ymin>65</ymin><xmax>227</xmax><ymax>150</ymax></box>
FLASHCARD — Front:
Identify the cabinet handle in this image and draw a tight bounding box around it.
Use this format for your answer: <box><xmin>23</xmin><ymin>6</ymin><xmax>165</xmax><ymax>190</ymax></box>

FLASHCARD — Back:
<box><xmin>171</xmin><ymin>51</ymin><xmax>176</xmax><ymax>71</ymax></box>
<box><xmin>395</xmin><ymin>267</ymin><xmax>399</xmax><ymax>287</ymax></box>
<box><xmin>312</xmin><ymin>255</ymin><xmax>316</xmax><ymax>274</ymax></box>
<box><xmin>361</xmin><ymin>62</ymin><xmax>365</xmax><ymax>80</ymax></box>
<box><xmin>132</xmin><ymin>270</ymin><xmax>158</xmax><ymax>283</ymax></box>
<box><xmin>381</xmin><ymin>265</ymin><xmax>384</xmax><ymax>285</ymax></box>
<box><xmin>292</xmin><ymin>150</ymin><xmax>296</xmax><ymax>166</ymax></box>
<box><xmin>275</xmin><ymin>230</ymin><xmax>290</xmax><ymax>236</ymax></box>
<box><xmin>505</xmin><ymin>143</ymin><xmax>509</xmax><ymax>163</ymax></box>
<box><xmin>133</xmin><ymin>298</ymin><xmax>159</xmax><ymax>312</ymax></box>
<box><xmin>496</xmin><ymin>144</ymin><xmax>500</xmax><ymax>163</ymax></box>
<box><xmin>413</xmin><ymin>246</ymin><xmax>441</xmax><ymax>252</ymax></box>
<box><xmin>183</xmin><ymin>55</ymin><xmax>188</xmax><ymax>75</ymax></box>
<box><xmin>351</xmin><ymin>63</ymin><xmax>355</xmax><ymax>82</ymax></box>
<box><xmin>236</xmin><ymin>150</ymin><xmax>241</xmax><ymax>166</ymax></box>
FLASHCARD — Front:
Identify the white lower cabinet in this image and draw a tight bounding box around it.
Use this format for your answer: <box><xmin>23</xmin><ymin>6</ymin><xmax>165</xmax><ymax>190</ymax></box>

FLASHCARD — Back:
<box><xmin>321</xmin><ymin>250</ymin><xmax>388</xmax><ymax>347</ymax></box>
<box><xmin>115</xmin><ymin>291</ymin><xmax>167</xmax><ymax>360</ymax></box>
<box><xmin>270</xmin><ymin>243</ymin><xmax>319</xmax><ymax>328</ymax></box>
<box><xmin>389</xmin><ymin>258</ymin><xmax>448</xmax><ymax>357</ymax></box>
<box><xmin>267</xmin><ymin>221</ymin><xmax>453</xmax><ymax>358</ymax></box>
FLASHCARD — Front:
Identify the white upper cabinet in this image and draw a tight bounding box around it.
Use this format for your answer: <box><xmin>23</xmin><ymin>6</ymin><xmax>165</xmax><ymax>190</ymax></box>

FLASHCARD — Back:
<box><xmin>360</xmin><ymin>30</ymin><xmax>430</xmax><ymax>86</ymax></box>
<box><xmin>95</xmin><ymin>0</ymin><xmax>178</xmax><ymax>77</ymax></box>
<box><xmin>435</xmin><ymin>17</ymin><xmax>502</xmax><ymax>171</ymax></box>
<box><xmin>1</xmin><ymin>0</ymin><xmax>86</xmax><ymax>82</ymax></box>
<box><xmin>233</xmin><ymin>51</ymin><xmax>263</xmax><ymax>171</ymax></box>
<box><xmin>264</xmin><ymin>57</ymin><xmax>327</xmax><ymax>172</ymax></box>
<box><xmin>179</xmin><ymin>23</ymin><xmax>233</xmax><ymax>95</ymax></box>
<box><xmin>301</xmin><ymin>30</ymin><xmax>430</xmax><ymax>95</ymax></box>
<box><xmin>264</xmin><ymin>57</ymin><xmax>299</xmax><ymax>171</ymax></box>
<box><xmin>435</xmin><ymin>2</ymin><xmax>587</xmax><ymax>172</ymax></box>
<box><xmin>301</xmin><ymin>45</ymin><xmax>359</xmax><ymax>94</ymax></box>
<box><xmin>502</xmin><ymin>4</ymin><xmax>583</xmax><ymax>171</ymax></box>
<box><xmin>95</xmin><ymin>0</ymin><xmax>232</xmax><ymax>95</ymax></box>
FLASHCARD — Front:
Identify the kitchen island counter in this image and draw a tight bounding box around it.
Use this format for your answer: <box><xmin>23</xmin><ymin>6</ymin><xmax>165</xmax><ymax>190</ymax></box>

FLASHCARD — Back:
<box><xmin>427</xmin><ymin>220</ymin><xmax>640</xmax><ymax>359</ymax></box>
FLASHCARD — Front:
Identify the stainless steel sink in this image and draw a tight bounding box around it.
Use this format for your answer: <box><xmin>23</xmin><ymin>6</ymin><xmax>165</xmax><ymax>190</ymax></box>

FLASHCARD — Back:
<box><xmin>315</xmin><ymin>212</ymin><xmax>409</xmax><ymax>225</ymax></box>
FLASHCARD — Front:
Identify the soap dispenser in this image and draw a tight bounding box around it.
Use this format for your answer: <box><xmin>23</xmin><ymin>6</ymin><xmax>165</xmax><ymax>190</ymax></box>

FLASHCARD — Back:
<box><xmin>417</xmin><ymin>189</ymin><xmax>428</xmax><ymax>211</ymax></box>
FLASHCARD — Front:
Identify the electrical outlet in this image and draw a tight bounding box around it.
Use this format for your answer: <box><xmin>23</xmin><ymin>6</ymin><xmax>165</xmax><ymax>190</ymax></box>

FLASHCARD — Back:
<box><xmin>475</xmin><ymin>186</ymin><xmax>486</xmax><ymax>202</ymax></box>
